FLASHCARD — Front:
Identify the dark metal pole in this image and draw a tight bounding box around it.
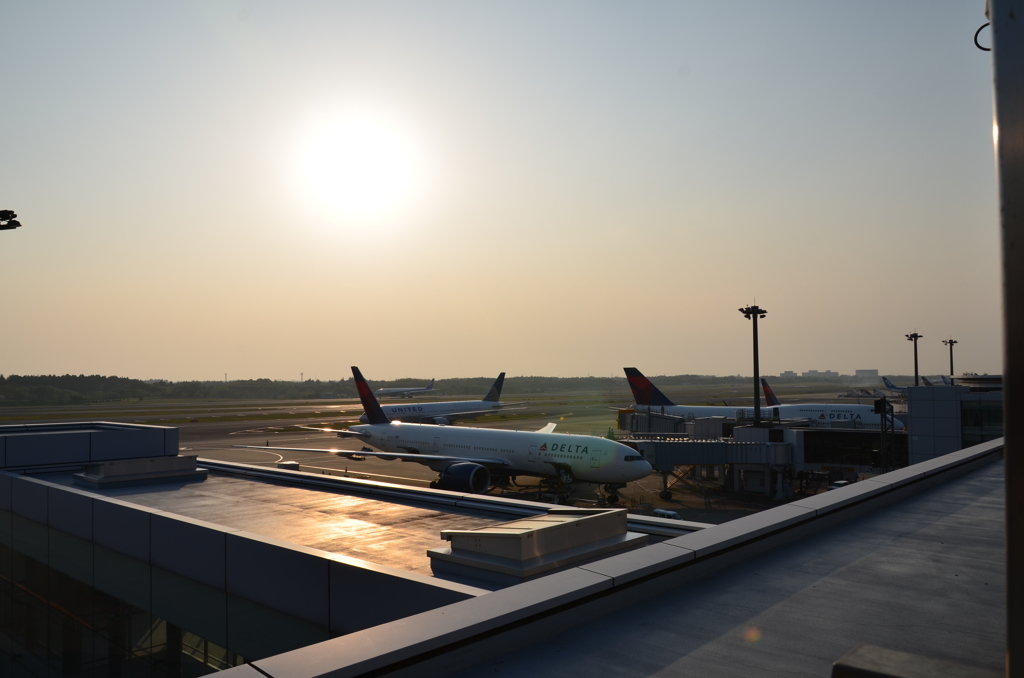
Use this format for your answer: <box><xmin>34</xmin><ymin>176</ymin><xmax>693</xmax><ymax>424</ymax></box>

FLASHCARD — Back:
<box><xmin>914</xmin><ymin>339</ymin><xmax>919</xmax><ymax>386</ymax></box>
<box><xmin>739</xmin><ymin>305</ymin><xmax>767</xmax><ymax>426</ymax></box>
<box><xmin>906</xmin><ymin>333</ymin><xmax>923</xmax><ymax>386</ymax></box>
<box><xmin>943</xmin><ymin>339</ymin><xmax>958</xmax><ymax>378</ymax></box>
<box><xmin>992</xmin><ymin>0</ymin><xmax>1024</xmax><ymax>672</ymax></box>
<box><xmin>752</xmin><ymin>312</ymin><xmax>761</xmax><ymax>426</ymax></box>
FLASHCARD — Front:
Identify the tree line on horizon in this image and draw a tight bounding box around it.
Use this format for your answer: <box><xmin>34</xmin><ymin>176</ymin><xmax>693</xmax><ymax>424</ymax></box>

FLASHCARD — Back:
<box><xmin>0</xmin><ymin>372</ymin><xmax>899</xmax><ymax>406</ymax></box>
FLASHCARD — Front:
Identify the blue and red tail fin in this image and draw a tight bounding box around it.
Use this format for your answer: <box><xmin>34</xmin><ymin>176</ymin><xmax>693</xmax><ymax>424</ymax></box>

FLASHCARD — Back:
<box><xmin>351</xmin><ymin>366</ymin><xmax>390</xmax><ymax>424</ymax></box>
<box><xmin>482</xmin><ymin>373</ymin><xmax>505</xmax><ymax>402</ymax></box>
<box><xmin>760</xmin><ymin>378</ymin><xmax>782</xmax><ymax>407</ymax></box>
<box><xmin>623</xmin><ymin>368</ymin><xmax>676</xmax><ymax>407</ymax></box>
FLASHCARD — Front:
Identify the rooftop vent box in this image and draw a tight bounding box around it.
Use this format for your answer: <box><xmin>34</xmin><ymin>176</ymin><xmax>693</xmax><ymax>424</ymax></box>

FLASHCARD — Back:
<box><xmin>73</xmin><ymin>455</ymin><xmax>207</xmax><ymax>488</ymax></box>
<box><xmin>428</xmin><ymin>508</ymin><xmax>647</xmax><ymax>586</ymax></box>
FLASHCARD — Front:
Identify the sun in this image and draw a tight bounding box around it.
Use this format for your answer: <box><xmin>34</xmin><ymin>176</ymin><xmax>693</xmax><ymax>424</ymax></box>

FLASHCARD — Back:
<box><xmin>293</xmin><ymin>109</ymin><xmax>423</xmax><ymax>222</ymax></box>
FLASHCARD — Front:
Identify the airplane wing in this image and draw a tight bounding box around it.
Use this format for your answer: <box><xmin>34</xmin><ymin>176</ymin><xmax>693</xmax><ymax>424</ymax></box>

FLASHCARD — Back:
<box><xmin>436</xmin><ymin>406</ymin><xmax>527</xmax><ymax>421</ymax></box>
<box><xmin>231</xmin><ymin>445</ymin><xmax>511</xmax><ymax>468</ymax></box>
<box><xmin>293</xmin><ymin>425</ymin><xmax>370</xmax><ymax>437</ymax></box>
<box><xmin>536</xmin><ymin>422</ymin><xmax>557</xmax><ymax>433</ymax></box>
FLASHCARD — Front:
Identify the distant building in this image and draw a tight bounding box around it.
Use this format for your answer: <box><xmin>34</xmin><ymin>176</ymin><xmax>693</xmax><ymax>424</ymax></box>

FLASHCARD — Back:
<box><xmin>855</xmin><ymin>369</ymin><xmax>879</xmax><ymax>378</ymax></box>
<box><xmin>779</xmin><ymin>371</ymin><xmax>798</xmax><ymax>378</ymax></box>
<box><xmin>801</xmin><ymin>370</ymin><xmax>839</xmax><ymax>379</ymax></box>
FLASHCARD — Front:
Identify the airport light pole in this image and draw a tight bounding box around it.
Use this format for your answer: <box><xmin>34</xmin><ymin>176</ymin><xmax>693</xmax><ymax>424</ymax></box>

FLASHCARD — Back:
<box><xmin>905</xmin><ymin>332</ymin><xmax>923</xmax><ymax>386</ymax></box>
<box><xmin>739</xmin><ymin>305</ymin><xmax>767</xmax><ymax>426</ymax></box>
<box><xmin>942</xmin><ymin>338</ymin><xmax>958</xmax><ymax>379</ymax></box>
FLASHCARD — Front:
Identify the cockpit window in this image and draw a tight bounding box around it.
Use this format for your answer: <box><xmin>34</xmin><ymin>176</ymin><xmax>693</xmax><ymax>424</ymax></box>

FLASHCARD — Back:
<box><xmin>624</xmin><ymin>455</ymin><xmax>644</xmax><ymax>462</ymax></box>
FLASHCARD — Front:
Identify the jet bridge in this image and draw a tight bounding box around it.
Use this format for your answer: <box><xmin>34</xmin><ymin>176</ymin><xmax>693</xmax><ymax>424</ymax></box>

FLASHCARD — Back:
<box><xmin>636</xmin><ymin>439</ymin><xmax>794</xmax><ymax>499</ymax></box>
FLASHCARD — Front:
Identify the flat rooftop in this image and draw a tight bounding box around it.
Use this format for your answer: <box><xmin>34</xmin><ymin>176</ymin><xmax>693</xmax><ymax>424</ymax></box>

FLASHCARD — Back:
<box><xmin>35</xmin><ymin>469</ymin><xmax>504</xmax><ymax>576</ymax></box>
<box><xmin>454</xmin><ymin>459</ymin><xmax>1006</xmax><ymax>677</ymax></box>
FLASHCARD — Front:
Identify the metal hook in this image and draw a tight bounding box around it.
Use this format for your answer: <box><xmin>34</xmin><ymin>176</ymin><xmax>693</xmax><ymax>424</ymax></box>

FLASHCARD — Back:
<box><xmin>975</xmin><ymin>22</ymin><xmax>991</xmax><ymax>51</ymax></box>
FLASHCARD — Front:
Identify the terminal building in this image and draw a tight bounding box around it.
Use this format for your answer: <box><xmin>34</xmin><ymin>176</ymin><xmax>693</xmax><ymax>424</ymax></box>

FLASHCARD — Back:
<box><xmin>0</xmin><ymin>409</ymin><xmax>1006</xmax><ymax>676</ymax></box>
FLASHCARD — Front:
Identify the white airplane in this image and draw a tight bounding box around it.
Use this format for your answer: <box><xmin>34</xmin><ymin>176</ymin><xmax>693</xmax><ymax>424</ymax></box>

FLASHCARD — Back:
<box><xmin>624</xmin><ymin>368</ymin><xmax>904</xmax><ymax>430</ymax></box>
<box><xmin>236</xmin><ymin>366</ymin><xmax>653</xmax><ymax>502</ymax></box>
<box><xmin>374</xmin><ymin>378</ymin><xmax>435</xmax><ymax>399</ymax></box>
<box><xmin>359</xmin><ymin>373</ymin><xmax>518</xmax><ymax>424</ymax></box>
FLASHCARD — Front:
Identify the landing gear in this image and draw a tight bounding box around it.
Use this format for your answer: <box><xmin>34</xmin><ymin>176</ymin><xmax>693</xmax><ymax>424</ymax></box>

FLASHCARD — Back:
<box><xmin>539</xmin><ymin>474</ymin><xmax>574</xmax><ymax>505</ymax></box>
<box><xmin>659</xmin><ymin>490</ymin><xmax>672</xmax><ymax>500</ymax></box>
<box><xmin>603</xmin><ymin>483</ymin><xmax>624</xmax><ymax>505</ymax></box>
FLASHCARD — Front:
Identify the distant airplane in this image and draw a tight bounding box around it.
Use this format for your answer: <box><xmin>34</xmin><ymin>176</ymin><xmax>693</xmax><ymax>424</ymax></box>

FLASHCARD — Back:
<box><xmin>941</xmin><ymin>375</ymin><xmax>952</xmax><ymax>386</ymax></box>
<box><xmin>374</xmin><ymin>378</ymin><xmax>435</xmax><ymax>399</ymax></box>
<box><xmin>838</xmin><ymin>387</ymin><xmax>875</xmax><ymax>398</ymax></box>
<box><xmin>761</xmin><ymin>378</ymin><xmax>783</xmax><ymax>407</ymax></box>
<box><xmin>881</xmin><ymin>377</ymin><xmax>908</xmax><ymax>391</ymax></box>
<box><xmin>236</xmin><ymin>367</ymin><xmax>652</xmax><ymax>502</ymax></box>
<box><xmin>624</xmin><ymin>368</ymin><xmax>903</xmax><ymax>430</ymax></box>
<box><xmin>359</xmin><ymin>373</ymin><xmax>519</xmax><ymax>424</ymax></box>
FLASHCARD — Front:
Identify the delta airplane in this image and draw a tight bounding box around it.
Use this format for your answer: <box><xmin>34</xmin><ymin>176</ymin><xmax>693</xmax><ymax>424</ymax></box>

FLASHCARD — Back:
<box><xmin>359</xmin><ymin>373</ymin><xmax>519</xmax><ymax>424</ymax></box>
<box><xmin>624</xmin><ymin>368</ymin><xmax>904</xmax><ymax>430</ymax></box>
<box><xmin>374</xmin><ymin>378</ymin><xmax>436</xmax><ymax>398</ymax></box>
<box><xmin>235</xmin><ymin>367</ymin><xmax>652</xmax><ymax>502</ymax></box>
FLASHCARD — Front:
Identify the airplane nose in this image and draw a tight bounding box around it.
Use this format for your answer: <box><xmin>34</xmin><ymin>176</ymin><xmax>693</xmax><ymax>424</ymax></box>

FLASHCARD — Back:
<box><xmin>641</xmin><ymin>460</ymin><xmax>653</xmax><ymax>475</ymax></box>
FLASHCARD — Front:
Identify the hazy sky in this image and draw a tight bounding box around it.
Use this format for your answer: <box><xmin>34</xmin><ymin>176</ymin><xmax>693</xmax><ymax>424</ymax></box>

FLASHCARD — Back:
<box><xmin>0</xmin><ymin>2</ymin><xmax>1000</xmax><ymax>381</ymax></box>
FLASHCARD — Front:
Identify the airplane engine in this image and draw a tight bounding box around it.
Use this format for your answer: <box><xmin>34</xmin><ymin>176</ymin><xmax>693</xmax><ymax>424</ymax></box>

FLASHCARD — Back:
<box><xmin>432</xmin><ymin>417</ymin><xmax>451</xmax><ymax>425</ymax></box>
<box><xmin>437</xmin><ymin>463</ymin><xmax>490</xmax><ymax>494</ymax></box>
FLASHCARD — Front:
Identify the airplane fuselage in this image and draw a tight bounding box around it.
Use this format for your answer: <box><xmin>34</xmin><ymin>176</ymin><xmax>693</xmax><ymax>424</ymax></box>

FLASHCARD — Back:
<box><xmin>347</xmin><ymin>422</ymin><xmax>652</xmax><ymax>484</ymax></box>
<box><xmin>375</xmin><ymin>388</ymin><xmax>434</xmax><ymax>398</ymax></box>
<box><xmin>634</xmin><ymin>403</ymin><xmax>904</xmax><ymax>430</ymax></box>
<box><xmin>359</xmin><ymin>399</ymin><xmax>507</xmax><ymax>424</ymax></box>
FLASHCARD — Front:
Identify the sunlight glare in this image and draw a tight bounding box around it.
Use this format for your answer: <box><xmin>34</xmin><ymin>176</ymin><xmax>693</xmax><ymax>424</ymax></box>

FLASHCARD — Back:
<box><xmin>293</xmin><ymin>108</ymin><xmax>424</xmax><ymax>224</ymax></box>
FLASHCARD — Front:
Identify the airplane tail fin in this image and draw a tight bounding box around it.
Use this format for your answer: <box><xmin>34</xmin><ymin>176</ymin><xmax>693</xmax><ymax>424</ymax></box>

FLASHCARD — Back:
<box><xmin>482</xmin><ymin>372</ymin><xmax>505</xmax><ymax>402</ymax></box>
<box><xmin>351</xmin><ymin>367</ymin><xmax>390</xmax><ymax>425</ymax></box>
<box><xmin>882</xmin><ymin>377</ymin><xmax>899</xmax><ymax>390</ymax></box>
<box><xmin>941</xmin><ymin>375</ymin><xmax>952</xmax><ymax>386</ymax></box>
<box><xmin>623</xmin><ymin>368</ymin><xmax>676</xmax><ymax>406</ymax></box>
<box><xmin>427</xmin><ymin>378</ymin><xmax>435</xmax><ymax>389</ymax></box>
<box><xmin>760</xmin><ymin>378</ymin><xmax>782</xmax><ymax>407</ymax></box>
<box><xmin>921</xmin><ymin>376</ymin><xmax>934</xmax><ymax>387</ymax></box>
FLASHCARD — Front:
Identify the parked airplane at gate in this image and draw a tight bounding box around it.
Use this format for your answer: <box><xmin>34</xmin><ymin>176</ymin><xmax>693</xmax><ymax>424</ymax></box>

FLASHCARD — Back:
<box><xmin>359</xmin><ymin>373</ymin><xmax>518</xmax><ymax>424</ymax></box>
<box><xmin>236</xmin><ymin>367</ymin><xmax>652</xmax><ymax>501</ymax></box>
<box><xmin>624</xmin><ymin>368</ymin><xmax>904</xmax><ymax>430</ymax></box>
<box><xmin>374</xmin><ymin>378</ymin><xmax>436</xmax><ymax>398</ymax></box>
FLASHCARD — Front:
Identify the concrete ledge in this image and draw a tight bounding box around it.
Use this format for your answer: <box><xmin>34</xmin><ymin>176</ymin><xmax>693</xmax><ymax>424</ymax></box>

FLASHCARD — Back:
<box><xmin>11</xmin><ymin>475</ymin><xmax>48</xmax><ymax>524</ymax></box>
<box><xmin>578</xmin><ymin>542</ymin><xmax>695</xmax><ymax>586</ymax></box>
<box><xmin>48</xmin><ymin>484</ymin><xmax>94</xmax><ymax>540</ymax></box>
<box><xmin>152</xmin><ymin>513</ymin><xmax>238</xmax><ymax>590</ymax></box>
<box><xmin>662</xmin><ymin>504</ymin><xmax>816</xmax><ymax>557</ymax></box>
<box><xmin>94</xmin><ymin>498</ymin><xmax>153</xmax><ymax>562</ymax></box>
<box><xmin>227</xmin><ymin>531</ymin><xmax>331</xmax><ymax>628</ymax></box>
<box><xmin>249</xmin><ymin>568</ymin><xmax>612</xmax><ymax>678</ymax></box>
<box><xmin>790</xmin><ymin>479</ymin><xmax>893</xmax><ymax>515</ymax></box>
